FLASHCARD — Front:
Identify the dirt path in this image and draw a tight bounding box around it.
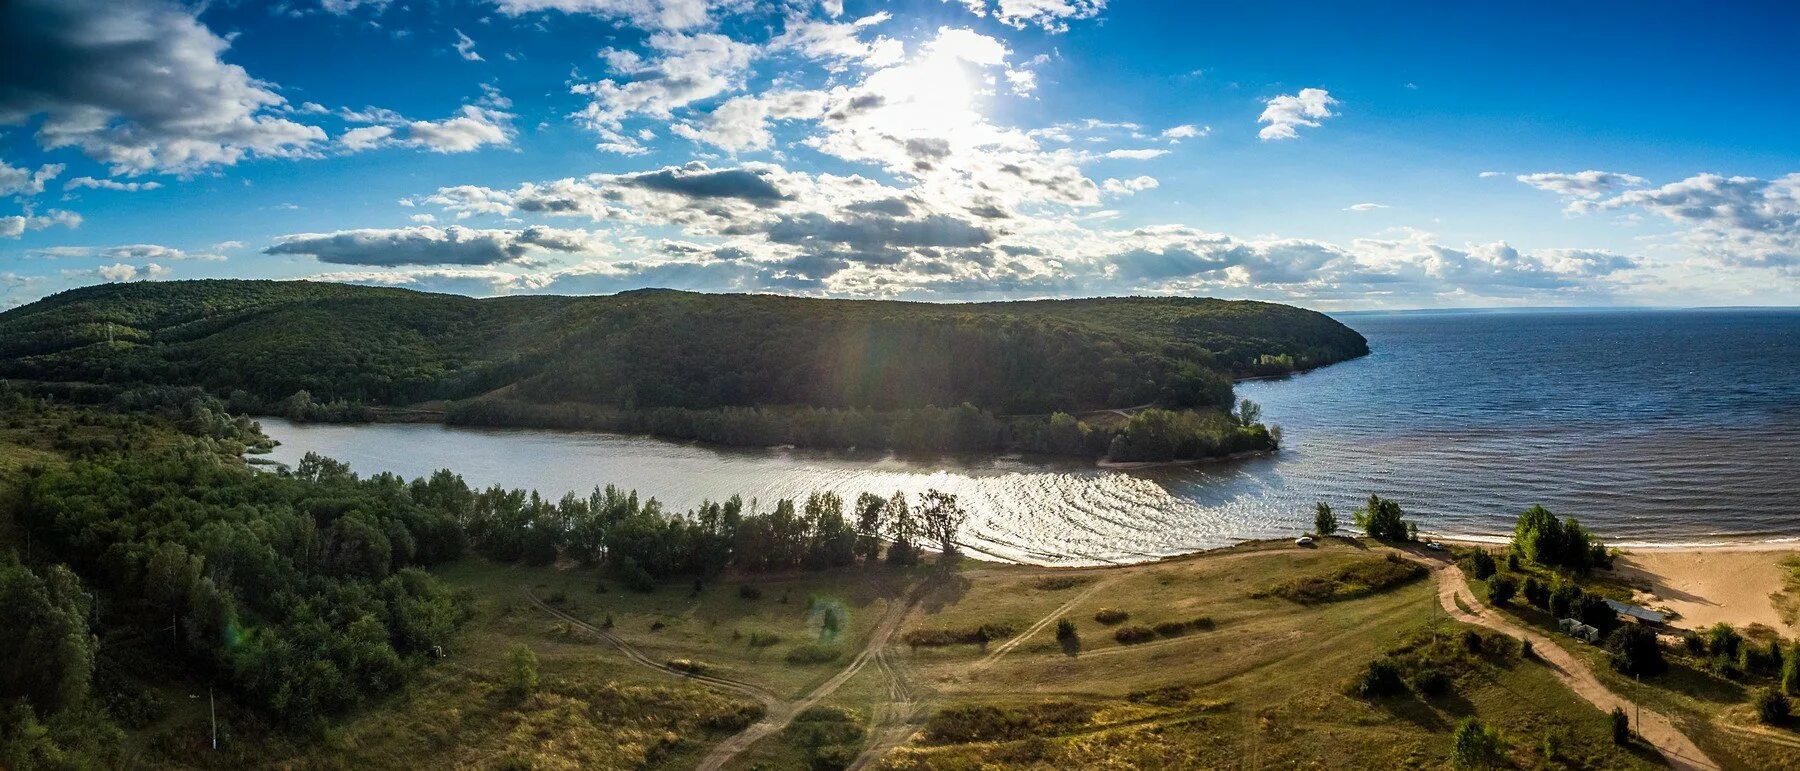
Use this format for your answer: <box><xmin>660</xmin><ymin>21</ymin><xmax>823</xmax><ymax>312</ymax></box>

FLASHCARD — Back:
<box><xmin>1424</xmin><ymin>557</ymin><xmax>1721</xmax><ymax>771</ymax></box>
<box><xmin>695</xmin><ymin>590</ymin><xmax>922</xmax><ymax>771</ymax></box>
<box><xmin>847</xmin><ymin>643</ymin><xmax>922</xmax><ymax>771</ymax></box>
<box><xmin>971</xmin><ymin>576</ymin><xmax>1116</xmax><ymax>671</ymax></box>
<box><xmin>523</xmin><ymin>588</ymin><xmax>782</xmax><ymax>706</ymax></box>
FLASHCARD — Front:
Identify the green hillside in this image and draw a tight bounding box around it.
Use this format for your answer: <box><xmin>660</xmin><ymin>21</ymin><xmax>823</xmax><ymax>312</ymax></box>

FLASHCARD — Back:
<box><xmin>0</xmin><ymin>280</ymin><xmax>1366</xmax><ymax>458</ymax></box>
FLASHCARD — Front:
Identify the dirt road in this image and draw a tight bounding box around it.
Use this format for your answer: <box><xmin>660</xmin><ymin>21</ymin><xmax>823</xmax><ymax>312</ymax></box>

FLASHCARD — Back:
<box><xmin>1426</xmin><ymin>557</ymin><xmax>1721</xmax><ymax>771</ymax></box>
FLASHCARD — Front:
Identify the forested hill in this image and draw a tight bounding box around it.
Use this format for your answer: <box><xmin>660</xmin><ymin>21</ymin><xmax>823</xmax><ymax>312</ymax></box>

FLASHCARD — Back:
<box><xmin>0</xmin><ymin>280</ymin><xmax>1365</xmax><ymax>416</ymax></box>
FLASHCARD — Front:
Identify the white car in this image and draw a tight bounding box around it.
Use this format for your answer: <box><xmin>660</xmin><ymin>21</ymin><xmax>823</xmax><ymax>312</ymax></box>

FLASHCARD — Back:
<box><xmin>1424</xmin><ymin>541</ymin><xmax>1444</xmax><ymax>551</ymax></box>
<box><xmin>1295</xmin><ymin>536</ymin><xmax>1315</xmax><ymax>546</ymax></box>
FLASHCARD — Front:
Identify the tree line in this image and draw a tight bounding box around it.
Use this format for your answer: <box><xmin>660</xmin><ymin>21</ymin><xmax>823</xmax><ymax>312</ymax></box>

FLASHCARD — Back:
<box><xmin>0</xmin><ymin>389</ymin><xmax>973</xmax><ymax>763</ymax></box>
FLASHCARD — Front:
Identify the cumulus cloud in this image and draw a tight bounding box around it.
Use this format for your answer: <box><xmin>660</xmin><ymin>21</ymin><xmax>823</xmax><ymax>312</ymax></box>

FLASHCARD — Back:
<box><xmin>769</xmin><ymin>12</ymin><xmax>903</xmax><ymax>70</ymax></box>
<box><xmin>453</xmin><ymin>29</ymin><xmax>484</xmax><ymax>62</ymax></box>
<box><xmin>0</xmin><ymin>209</ymin><xmax>81</xmax><ymax>238</ymax></box>
<box><xmin>1103</xmin><ymin>148</ymin><xmax>1169</xmax><ymax>160</ymax></box>
<box><xmin>1161</xmin><ymin>124</ymin><xmax>1207</xmax><ymax>141</ymax></box>
<box><xmin>1101</xmin><ymin>176</ymin><xmax>1158</xmax><ymax>195</ymax></box>
<box><xmin>673</xmin><ymin>91</ymin><xmax>828</xmax><ymax>153</ymax></box>
<box><xmin>337</xmin><ymin>94</ymin><xmax>516</xmax><ymax>154</ymax></box>
<box><xmin>1580</xmin><ymin>172</ymin><xmax>1799</xmax><ymax>273</ymax></box>
<box><xmin>0</xmin><ymin>0</ymin><xmax>325</xmax><ymax>175</ymax></box>
<box><xmin>574</xmin><ymin>32</ymin><xmax>758</xmax><ymax>154</ymax></box>
<box><xmin>1257</xmin><ymin>88</ymin><xmax>1337</xmax><ymax>141</ymax></box>
<box><xmin>65</xmin><ymin>176</ymin><xmax>162</xmax><ymax>192</ymax></box>
<box><xmin>264</xmin><ymin>225</ymin><xmax>610</xmax><ymax>266</ymax></box>
<box><xmin>952</xmin><ymin>0</ymin><xmax>1107</xmax><ymax>33</ymax></box>
<box><xmin>488</xmin><ymin>0</ymin><xmax>716</xmax><ymax>31</ymax></box>
<box><xmin>1516</xmin><ymin>170</ymin><xmax>1648</xmax><ymax>200</ymax></box>
<box><xmin>0</xmin><ymin>161</ymin><xmax>64</xmax><ymax>197</ymax></box>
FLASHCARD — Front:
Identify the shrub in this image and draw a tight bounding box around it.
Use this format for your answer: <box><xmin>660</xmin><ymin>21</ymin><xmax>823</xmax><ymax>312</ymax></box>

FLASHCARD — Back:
<box><xmin>1032</xmin><ymin>576</ymin><xmax>1089</xmax><ymax>591</ymax></box>
<box><xmin>1055</xmin><ymin>619</ymin><xmax>1077</xmax><ymax>641</ymax></box>
<box><xmin>738</xmin><ymin>584</ymin><xmax>762</xmax><ymax>600</ymax></box>
<box><xmin>1611</xmin><ymin>707</ymin><xmax>1630</xmax><ymax>744</ymax></box>
<box><xmin>1356</xmin><ymin>658</ymin><xmax>1406</xmax><ymax>698</ymax></box>
<box><xmin>1093</xmin><ymin>608</ymin><xmax>1129</xmax><ymax>625</ymax></box>
<box><xmin>667</xmin><ymin>658</ymin><xmax>710</xmax><ymax>675</ymax></box>
<box><xmin>1758</xmin><ymin>688</ymin><xmax>1791</xmax><ymax>725</ymax></box>
<box><xmin>1681</xmin><ymin>630</ymin><xmax>1705</xmax><ymax>656</ymax></box>
<box><xmin>747</xmin><ymin>632</ymin><xmax>782</xmax><ymax>648</ymax></box>
<box><xmin>923</xmin><ymin>702</ymin><xmax>1098</xmax><ymax>745</ymax></box>
<box><xmin>617</xmin><ymin>556</ymin><xmax>656</xmax><ymax>593</ymax></box>
<box><xmin>1783</xmin><ymin>643</ymin><xmax>1800</xmax><ymax>695</ymax></box>
<box><xmin>901</xmin><ymin>624</ymin><xmax>1016</xmax><ymax>649</ymax></box>
<box><xmin>1606</xmin><ymin>625</ymin><xmax>1666</xmax><ymax>676</ymax></box>
<box><xmin>1707</xmin><ymin>623</ymin><xmax>1742</xmax><ymax>659</ymax></box>
<box><xmin>1265</xmin><ymin>554</ymin><xmax>1427</xmax><ymax>604</ymax></box>
<box><xmin>1461</xmin><ymin>629</ymin><xmax>1484</xmax><ymax>654</ymax></box>
<box><xmin>507</xmin><ymin>643</ymin><xmax>538</xmax><ymax>698</ymax></box>
<box><xmin>1113</xmin><ymin>625</ymin><xmax>1156</xmax><ymax>645</ymax></box>
<box><xmin>1414</xmin><ymin>670</ymin><xmax>1452</xmax><ymax>698</ymax></box>
<box><xmin>1522</xmin><ymin>576</ymin><xmax>1550</xmax><ymax>608</ymax></box>
<box><xmin>785</xmin><ymin>644</ymin><xmax>844</xmax><ymax>665</ymax></box>
<box><xmin>1450</xmin><ymin>717</ymin><xmax>1504</xmax><ymax>769</ymax></box>
<box><xmin>1469</xmin><ymin>550</ymin><xmax>1496</xmax><ymax>580</ymax></box>
<box><xmin>1520</xmin><ymin>638</ymin><xmax>1534</xmax><ymax>660</ymax></box>
<box><xmin>1486</xmin><ymin>574</ymin><xmax>1517</xmax><ymax>605</ymax></box>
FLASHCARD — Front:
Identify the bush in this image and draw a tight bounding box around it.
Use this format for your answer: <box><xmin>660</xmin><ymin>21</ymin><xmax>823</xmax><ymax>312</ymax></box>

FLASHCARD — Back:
<box><xmin>1265</xmin><ymin>554</ymin><xmax>1427</xmax><ymax>604</ymax></box>
<box><xmin>1461</xmin><ymin>629</ymin><xmax>1484</xmax><ymax>654</ymax></box>
<box><xmin>1055</xmin><ymin>619</ymin><xmax>1077</xmax><ymax>641</ymax></box>
<box><xmin>1356</xmin><ymin>658</ymin><xmax>1406</xmax><ymax>698</ymax></box>
<box><xmin>1611</xmin><ymin>707</ymin><xmax>1630</xmax><ymax>744</ymax></box>
<box><xmin>1707</xmin><ymin>623</ymin><xmax>1742</xmax><ymax>659</ymax></box>
<box><xmin>1450</xmin><ymin>717</ymin><xmax>1504</xmax><ymax>769</ymax></box>
<box><xmin>1486</xmin><ymin>574</ymin><xmax>1517</xmax><ymax>605</ymax></box>
<box><xmin>785</xmin><ymin>644</ymin><xmax>844</xmax><ymax>665</ymax></box>
<box><xmin>1606</xmin><ymin>625</ymin><xmax>1666</xmax><ymax>676</ymax></box>
<box><xmin>747</xmin><ymin>631</ymin><xmax>782</xmax><ymax>648</ymax></box>
<box><xmin>1093</xmin><ymin>608</ymin><xmax>1129</xmax><ymax>625</ymax></box>
<box><xmin>1522</xmin><ymin>576</ymin><xmax>1550</xmax><ymax>609</ymax></box>
<box><xmin>1414</xmin><ymin>670</ymin><xmax>1452</xmax><ymax>698</ymax></box>
<box><xmin>923</xmin><ymin>702</ymin><xmax>1098</xmax><ymax>745</ymax></box>
<box><xmin>1032</xmin><ymin>576</ymin><xmax>1089</xmax><ymax>591</ymax></box>
<box><xmin>1469</xmin><ymin>550</ymin><xmax>1496</xmax><ymax>580</ymax></box>
<box><xmin>1113</xmin><ymin>625</ymin><xmax>1156</xmax><ymax>645</ymax></box>
<box><xmin>507</xmin><ymin>643</ymin><xmax>539</xmax><ymax>698</ymax></box>
<box><xmin>901</xmin><ymin>624</ymin><xmax>1016</xmax><ymax>649</ymax></box>
<box><xmin>738</xmin><ymin>584</ymin><xmax>762</xmax><ymax>600</ymax></box>
<box><xmin>1681</xmin><ymin>631</ymin><xmax>1705</xmax><ymax>656</ymax></box>
<box><xmin>617</xmin><ymin>556</ymin><xmax>656</xmax><ymax>593</ymax></box>
<box><xmin>1758</xmin><ymin>688</ymin><xmax>1791</xmax><ymax>725</ymax></box>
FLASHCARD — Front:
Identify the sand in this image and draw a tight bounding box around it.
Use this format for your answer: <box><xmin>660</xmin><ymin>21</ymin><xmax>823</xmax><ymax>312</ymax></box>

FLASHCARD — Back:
<box><xmin>1613</xmin><ymin>546</ymin><xmax>1799</xmax><ymax>632</ymax></box>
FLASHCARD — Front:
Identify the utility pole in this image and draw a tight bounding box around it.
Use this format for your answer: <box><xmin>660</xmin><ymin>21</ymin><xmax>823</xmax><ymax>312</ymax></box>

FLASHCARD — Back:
<box><xmin>210</xmin><ymin>687</ymin><xmax>218</xmax><ymax>750</ymax></box>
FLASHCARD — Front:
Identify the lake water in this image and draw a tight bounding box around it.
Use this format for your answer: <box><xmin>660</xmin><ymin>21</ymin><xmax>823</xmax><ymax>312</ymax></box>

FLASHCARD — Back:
<box><xmin>258</xmin><ymin>308</ymin><xmax>1800</xmax><ymax>565</ymax></box>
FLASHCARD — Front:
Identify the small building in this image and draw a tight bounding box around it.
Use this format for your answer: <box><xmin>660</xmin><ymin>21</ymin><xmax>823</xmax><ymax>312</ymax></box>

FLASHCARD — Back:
<box><xmin>1571</xmin><ymin>624</ymin><xmax>1602</xmax><ymax>643</ymax></box>
<box><xmin>1604</xmin><ymin>599</ymin><xmax>1666</xmax><ymax>625</ymax></box>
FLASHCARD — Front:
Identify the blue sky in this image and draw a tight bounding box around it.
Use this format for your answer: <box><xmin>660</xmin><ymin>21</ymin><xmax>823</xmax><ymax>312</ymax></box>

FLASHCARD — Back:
<box><xmin>2</xmin><ymin>0</ymin><xmax>1796</xmax><ymax>309</ymax></box>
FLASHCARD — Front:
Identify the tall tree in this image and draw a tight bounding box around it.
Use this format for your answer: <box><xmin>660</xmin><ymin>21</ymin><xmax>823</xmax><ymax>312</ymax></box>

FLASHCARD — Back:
<box><xmin>917</xmin><ymin>489</ymin><xmax>970</xmax><ymax>561</ymax></box>
<box><xmin>853</xmin><ymin>492</ymin><xmax>887</xmax><ymax>563</ymax></box>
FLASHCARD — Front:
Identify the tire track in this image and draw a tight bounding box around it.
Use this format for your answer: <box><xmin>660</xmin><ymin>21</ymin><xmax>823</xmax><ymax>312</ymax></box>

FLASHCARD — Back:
<box><xmin>523</xmin><ymin>588</ymin><xmax>782</xmax><ymax>706</ymax></box>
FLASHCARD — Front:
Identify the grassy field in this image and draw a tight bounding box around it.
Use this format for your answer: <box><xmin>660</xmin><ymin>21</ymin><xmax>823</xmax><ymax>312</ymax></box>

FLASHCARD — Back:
<box><xmin>1468</xmin><ymin>558</ymin><xmax>1800</xmax><ymax>770</ymax></box>
<box><xmin>89</xmin><ymin>537</ymin><xmax>1684</xmax><ymax>769</ymax></box>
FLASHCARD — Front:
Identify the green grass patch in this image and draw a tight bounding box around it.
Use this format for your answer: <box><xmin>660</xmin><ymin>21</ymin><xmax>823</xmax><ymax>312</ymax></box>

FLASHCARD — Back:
<box><xmin>1260</xmin><ymin>554</ymin><xmax>1427</xmax><ymax>604</ymax></box>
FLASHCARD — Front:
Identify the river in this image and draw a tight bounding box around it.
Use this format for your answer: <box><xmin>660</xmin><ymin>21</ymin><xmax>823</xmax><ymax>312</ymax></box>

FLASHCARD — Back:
<box><xmin>258</xmin><ymin>308</ymin><xmax>1800</xmax><ymax>565</ymax></box>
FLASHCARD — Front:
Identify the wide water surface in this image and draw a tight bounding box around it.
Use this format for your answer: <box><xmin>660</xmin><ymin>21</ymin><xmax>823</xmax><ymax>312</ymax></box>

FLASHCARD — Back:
<box><xmin>260</xmin><ymin>309</ymin><xmax>1800</xmax><ymax>565</ymax></box>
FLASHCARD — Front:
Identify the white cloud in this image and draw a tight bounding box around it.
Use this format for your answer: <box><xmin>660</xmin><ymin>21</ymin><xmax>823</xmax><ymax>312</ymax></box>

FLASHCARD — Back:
<box><xmin>337</xmin><ymin>98</ymin><xmax>516</xmax><ymax>154</ymax></box>
<box><xmin>1516</xmin><ymin>170</ymin><xmax>1649</xmax><ymax>200</ymax></box>
<box><xmin>1577</xmin><ymin>172</ymin><xmax>1799</xmax><ymax>273</ymax></box>
<box><xmin>953</xmin><ymin>0</ymin><xmax>1107</xmax><ymax>33</ymax></box>
<box><xmin>65</xmin><ymin>176</ymin><xmax>163</xmax><ymax>192</ymax></box>
<box><xmin>0</xmin><ymin>161</ymin><xmax>65</xmax><ymax>197</ymax></box>
<box><xmin>0</xmin><ymin>209</ymin><xmax>81</xmax><ymax>238</ymax></box>
<box><xmin>1161</xmin><ymin>124</ymin><xmax>1207</xmax><ymax>141</ymax></box>
<box><xmin>264</xmin><ymin>225</ymin><xmax>612</xmax><ymax>266</ymax></box>
<box><xmin>488</xmin><ymin>0</ymin><xmax>716</xmax><ymax>31</ymax></box>
<box><xmin>0</xmin><ymin>0</ymin><xmax>326</xmax><ymax>175</ymax></box>
<box><xmin>574</xmin><ymin>32</ymin><xmax>759</xmax><ymax>154</ymax></box>
<box><xmin>454</xmin><ymin>29</ymin><xmax>484</xmax><ymax>62</ymax></box>
<box><xmin>673</xmin><ymin>91</ymin><xmax>828</xmax><ymax>153</ymax></box>
<box><xmin>1103</xmin><ymin>148</ymin><xmax>1169</xmax><ymax>160</ymax></box>
<box><xmin>1101</xmin><ymin>176</ymin><xmax>1158</xmax><ymax>195</ymax></box>
<box><xmin>1257</xmin><ymin>88</ymin><xmax>1337</xmax><ymax>141</ymax></box>
<box><xmin>1344</xmin><ymin>202</ymin><xmax>1388</xmax><ymax>212</ymax></box>
<box><xmin>769</xmin><ymin>13</ymin><xmax>902</xmax><ymax>70</ymax></box>
<box><xmin>100</xmin><ymin>243</ymin><xmax>227</xmax><ymax>261</ymax></box>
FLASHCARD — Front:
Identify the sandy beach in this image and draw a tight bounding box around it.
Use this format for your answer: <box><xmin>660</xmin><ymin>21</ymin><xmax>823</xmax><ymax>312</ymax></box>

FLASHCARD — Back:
<box><xmin>1613</xmin><ymin>545</ymin><xmax>1799</xmax><ymax>632</ymax></box>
